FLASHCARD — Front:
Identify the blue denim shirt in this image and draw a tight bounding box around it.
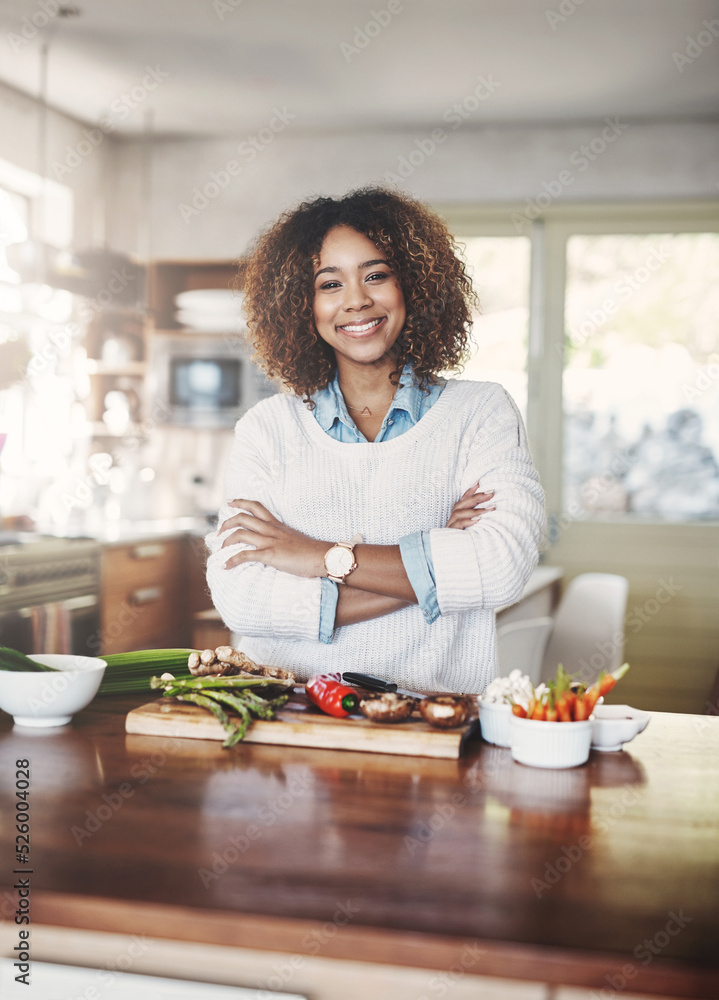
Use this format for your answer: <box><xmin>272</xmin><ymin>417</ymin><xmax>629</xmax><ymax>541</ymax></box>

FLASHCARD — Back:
<box><xmin>312</xmin><ymin>365</ymin><xmax>444</xmax><ymax>643</ymax></box>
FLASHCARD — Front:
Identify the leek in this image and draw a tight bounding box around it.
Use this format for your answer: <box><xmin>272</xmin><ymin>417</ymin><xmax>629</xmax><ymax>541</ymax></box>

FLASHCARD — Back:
<box><xmin>97</xmin><ymin>649</ymin><xmax>196</xmax><ymax>695</ymax></box>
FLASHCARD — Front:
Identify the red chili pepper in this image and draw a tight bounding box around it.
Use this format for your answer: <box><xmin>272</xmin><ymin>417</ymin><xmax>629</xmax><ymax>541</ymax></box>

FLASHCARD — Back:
<box><xmin>306</xmin><ymin>674</ymin><xmax>359</xmax><ymax>718</ymax></box>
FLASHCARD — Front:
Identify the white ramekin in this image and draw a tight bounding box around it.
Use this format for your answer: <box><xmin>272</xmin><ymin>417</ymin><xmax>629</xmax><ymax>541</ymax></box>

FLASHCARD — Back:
<box><xmin>510</xmin><ymin>715</ymin><xmax>593</xmax><ymax>769</ymax></box>
<box><xmin>591</xmin><ymin>704</ymin><xmax>651</xmax><ymax>752</ymax></box>
<box><xmin>478</xmin><ymin>699</ymin><xmax>512</xmax><ymax>747</ymax></box>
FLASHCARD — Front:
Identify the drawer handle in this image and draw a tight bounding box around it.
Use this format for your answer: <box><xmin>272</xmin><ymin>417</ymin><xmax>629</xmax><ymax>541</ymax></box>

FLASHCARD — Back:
<box><xmin>130</xmin><ymin>586</ymin><xmax>163</xmax><ymax>606</ymax></box>
<box><xmin>131</xmin><ymin>544</ymin><xmax>165</xmax><ymax>560</ymax></box>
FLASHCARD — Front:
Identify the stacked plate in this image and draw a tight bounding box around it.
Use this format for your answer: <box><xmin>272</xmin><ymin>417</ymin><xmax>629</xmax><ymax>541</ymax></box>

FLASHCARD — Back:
<box><xmin>174</xmin><ymin>289</ymin><xmax>246</xmax><ymax>332</ymax></box>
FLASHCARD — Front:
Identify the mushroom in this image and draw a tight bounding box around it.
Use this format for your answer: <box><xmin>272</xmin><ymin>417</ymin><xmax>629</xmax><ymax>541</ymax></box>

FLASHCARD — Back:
<box><xmin>359</xmin><ymin>691</ymin><xmax>415</xmax><ymax>723</ymax></box>
<box><xmin>419</xmin><ymin>695</ymin><xmax>472</xmax><ymax>729</ymax></box>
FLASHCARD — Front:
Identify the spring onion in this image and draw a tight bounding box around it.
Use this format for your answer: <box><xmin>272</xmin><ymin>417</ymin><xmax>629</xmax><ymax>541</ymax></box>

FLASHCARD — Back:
<box><xmin>96</xmin><ymin>649</ymin><xmax>196</xmax><ymax>695</ymax></box>
<box><xmin>0</xmin><ymin>646</ymin><xmax>58</xmax><ymax>672</ymax></box>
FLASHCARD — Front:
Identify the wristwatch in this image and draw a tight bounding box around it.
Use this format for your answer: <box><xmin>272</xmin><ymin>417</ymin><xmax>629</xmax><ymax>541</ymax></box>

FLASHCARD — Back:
<box><xmin>323</xmin><ymin>532</ymin><xmax>363</xmax><ymax>584</ymax></box>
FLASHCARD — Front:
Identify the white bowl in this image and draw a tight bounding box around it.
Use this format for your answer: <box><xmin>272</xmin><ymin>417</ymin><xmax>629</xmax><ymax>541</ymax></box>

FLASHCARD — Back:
<box><xmin>478</xmin><ymin>699</ymin><xmax>512</xmax><ymax>747</ymax></box>
<box><xmin>591</xmin><ymin>704</ymin><xmax>650</xmax><ymax>752</ymax></box>
<box><xmin>510</xmin><ymin>715</ymin><xmax>593</xmax><ymax>769</ymax></box>
<box><xmin>0</xmin><ymin>654</ymin><xmax>107</xmax><ymax>728</ymax></box>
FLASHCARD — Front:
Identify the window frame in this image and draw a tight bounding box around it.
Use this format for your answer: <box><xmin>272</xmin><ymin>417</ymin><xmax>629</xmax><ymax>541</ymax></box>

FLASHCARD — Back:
<box><xmin>437</xmin><ymin>200</ymin><xmax>719</xmax><ymax>527</ymax></box>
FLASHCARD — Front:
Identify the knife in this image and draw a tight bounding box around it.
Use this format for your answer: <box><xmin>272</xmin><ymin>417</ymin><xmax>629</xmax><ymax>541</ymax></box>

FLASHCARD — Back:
<box><xmin>341</xmin><ymin>671</ymin><xmax>427</xmax><ymax>700</ymax></box>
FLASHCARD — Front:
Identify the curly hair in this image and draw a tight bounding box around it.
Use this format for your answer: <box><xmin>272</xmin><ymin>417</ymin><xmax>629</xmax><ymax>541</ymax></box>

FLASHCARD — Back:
<box><xmin>239</xmin><ymin>187</ymin><xmax>478</xmax><ymax>403</ymax></box>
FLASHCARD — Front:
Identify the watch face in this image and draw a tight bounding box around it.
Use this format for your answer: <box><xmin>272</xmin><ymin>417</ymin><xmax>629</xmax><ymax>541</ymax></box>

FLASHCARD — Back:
<box><xmin>326</xmin><ymin>545</ymin><xmax>353</xmax><ymax>577</ymax></box>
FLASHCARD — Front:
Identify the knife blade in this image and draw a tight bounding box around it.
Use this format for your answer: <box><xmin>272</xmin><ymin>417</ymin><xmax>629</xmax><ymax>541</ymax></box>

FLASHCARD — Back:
<box><xmin>341</xmin><ymin>671</ymin><xmax>427</xmax><ymax>700</ymax></box>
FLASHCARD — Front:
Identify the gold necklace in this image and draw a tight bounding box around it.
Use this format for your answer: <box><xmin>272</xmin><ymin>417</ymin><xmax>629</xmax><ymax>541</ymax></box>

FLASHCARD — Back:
<box><xmin>344</xmin><ymin>394</ymin><xmax>395</xmax><ymax>416</ymax></box>
<box><xmin>340</xmin><ymin>371</ymin><xmax>397</xmax><ymax>416</ymax></box>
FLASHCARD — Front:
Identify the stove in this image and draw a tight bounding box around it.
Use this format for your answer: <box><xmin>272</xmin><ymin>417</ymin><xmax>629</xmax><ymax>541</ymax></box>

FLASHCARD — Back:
<box><xmin>0</xmin><ymin>536</ymin><xmax>101</xmax><ymax>655</ymax></box>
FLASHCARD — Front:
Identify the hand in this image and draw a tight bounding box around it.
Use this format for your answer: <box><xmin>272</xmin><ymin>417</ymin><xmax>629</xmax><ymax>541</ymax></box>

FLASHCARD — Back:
<box><xmin>220</xmin><ymin>499</ymin><xmax>326</xmax><ymax>577</ymax></box>
<box><xmin>446</xmin><ymin>482</ymin><xmax>495</xmax><ymax>529</ymax></box>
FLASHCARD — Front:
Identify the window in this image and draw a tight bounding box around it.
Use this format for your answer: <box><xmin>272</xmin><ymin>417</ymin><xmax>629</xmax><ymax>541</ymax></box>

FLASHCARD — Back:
<box><xmin>563</xmin><ymin>232</ymin><xmax>719</xmax><ymax>520</ymax></box>
<box><xmin>454</xmin><ymin>235</ymin><xmax>530</xmax><ymax>419</ymax></box>
<box><xmin>0</xmin><ymin>187</ymin><xmax>29</xmax><ymax>282</ymax></box>
<box><xmin>0</xmin><ymin>174</ymin><xmax>76</xmax><ymax>520</ymax></box>
<box><xmin>438</xmin><ymin>201</ymin><xmax>719</xmax><ymax>525</ymax></box>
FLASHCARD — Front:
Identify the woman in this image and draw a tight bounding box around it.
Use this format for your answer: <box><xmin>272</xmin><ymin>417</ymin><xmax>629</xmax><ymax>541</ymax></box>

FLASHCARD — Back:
<box><xmin>205</xmin><ymin>187</ymin><xmax>545</xmax><ymax>694</ymax></box>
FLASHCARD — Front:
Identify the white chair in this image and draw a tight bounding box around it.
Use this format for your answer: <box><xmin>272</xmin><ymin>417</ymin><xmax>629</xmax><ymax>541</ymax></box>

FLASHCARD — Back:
<box><xmin>539</xmin><ymin>573</ymin><xmax>629</xmax><ymax>686</ymax></box>
<box><xmin>496</xmin><ymin>616</ymin><xmax>554</xmax><ymax>686</ymax></box>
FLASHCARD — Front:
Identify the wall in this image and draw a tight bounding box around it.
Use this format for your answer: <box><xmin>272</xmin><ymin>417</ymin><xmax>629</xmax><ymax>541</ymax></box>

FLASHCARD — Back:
<box><xmin>547</xmin><ymin>522</ymin><xmax>719</xmax><ymax>715</ymax></box>
<box><xmin>106</xmin><ymin>118</ymin><xmax>719</xmax><ymax>259</ymax></box>
<box><xmin>3</xmin><ymin>80</ymin><xmax>716</xmax><ymax>268</ymax></box>
<box><xmin>0</xmin><ymin>80</ymin><xmax>111</xmax><ymax>249</ymax></box>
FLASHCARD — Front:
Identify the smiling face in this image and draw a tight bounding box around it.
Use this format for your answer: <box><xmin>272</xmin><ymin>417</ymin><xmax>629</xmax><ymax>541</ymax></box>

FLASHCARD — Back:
<box><xmin>312</xmin><ymin>225</ymin><xmax>406</xmax><ymax>373</ymax></box>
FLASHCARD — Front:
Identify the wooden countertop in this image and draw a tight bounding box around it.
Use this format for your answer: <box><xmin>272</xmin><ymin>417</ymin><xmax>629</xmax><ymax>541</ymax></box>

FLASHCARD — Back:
<box><xmin>1</xmin><ymin>697</ymin><xmax>718</xmax><ymax>997</ymax></box>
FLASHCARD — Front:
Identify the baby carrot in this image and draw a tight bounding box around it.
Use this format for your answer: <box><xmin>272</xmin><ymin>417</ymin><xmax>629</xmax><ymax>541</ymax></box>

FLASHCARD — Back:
<box><xmin>597</xmin><ymin>662</ymin><xmax>630</xmax><ymax>696</ymax></box>
<box><xmin>585</xmin><ymin>663</ymin><xmax>630</xmax><ymax>713</ymax></box>
<box><xmin>573</xmin><ymin>695</ymin><xmax>588</xmax><ymax>721</ymax></box>
<box><xmin>530</xmin><ymin>699</ymin><xmax>546</xmax><ymax>721</ymax></box>
<box><xmin>556</xmin><ymin>695</ymin><xmax>572</xmax><ymax>722</ymax></box>
<box><xmin>545</xmin><ymin>690</ymin><xmax>558</xmax><ymax>722</ymax></box>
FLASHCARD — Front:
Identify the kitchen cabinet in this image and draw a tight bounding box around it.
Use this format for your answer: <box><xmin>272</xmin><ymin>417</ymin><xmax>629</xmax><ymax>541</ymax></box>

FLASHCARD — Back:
<box><xmin>99</xmin><ymin>532</ymin><xmax>215</xmax><ymax>653</ymax></box>
<box><xmin>100</xmin><ymin>538</ymin><xmax>184</xmax><ymax>653</ymax></box>
<box><xmin>0</xmin><ymin>703</ymin><xmax>716</xmax><ymax>998</ymax></box>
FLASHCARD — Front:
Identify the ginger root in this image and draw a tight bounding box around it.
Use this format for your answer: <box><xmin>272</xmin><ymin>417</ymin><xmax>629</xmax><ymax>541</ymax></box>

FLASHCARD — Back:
<box><xmin>215</xmin><ymin>646</ymin><xmax>260</xmax><ymax>673</ymax></box>
<box><xmin>187</xmin><ymin>646</ymin><xmax>296</xmax><ymax>685</ymax></box>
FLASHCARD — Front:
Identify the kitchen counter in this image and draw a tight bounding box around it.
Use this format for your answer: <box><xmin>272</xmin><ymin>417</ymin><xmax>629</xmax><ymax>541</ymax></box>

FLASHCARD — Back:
<box><xmin>1</xmin><ymin>698</ymin><xmax>718</xmax><ymax>997</ymax></box>
<box><xmin>31</xmin><ymin>516</ymin><xmax>213</xmax><ymax>547</ymax></box>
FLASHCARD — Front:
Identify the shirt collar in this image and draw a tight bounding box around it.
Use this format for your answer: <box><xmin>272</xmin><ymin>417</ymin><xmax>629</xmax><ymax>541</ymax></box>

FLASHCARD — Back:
<box><xmin>312</xmin><ymin>364</ymin><xmax>423</xmax><ymax>433</ymax></box>
<box><xmin>391</xmin><ymin>365</ymin><xmax>424</xmax><ymax>425</ymax></box>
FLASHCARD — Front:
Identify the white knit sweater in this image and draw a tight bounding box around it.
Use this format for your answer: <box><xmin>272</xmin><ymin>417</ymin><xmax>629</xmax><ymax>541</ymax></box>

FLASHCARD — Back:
<box><xmin>205</xmin><ymin>379</ymin><xmax>545</xmax><ymax>694</ymax></box>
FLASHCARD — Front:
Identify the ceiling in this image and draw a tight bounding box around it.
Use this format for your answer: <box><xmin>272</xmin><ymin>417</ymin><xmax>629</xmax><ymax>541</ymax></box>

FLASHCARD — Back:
<box><xmin>0</xmin><ymin>0</ymin><xmax>718</xmax><ymax>136</ymax></box>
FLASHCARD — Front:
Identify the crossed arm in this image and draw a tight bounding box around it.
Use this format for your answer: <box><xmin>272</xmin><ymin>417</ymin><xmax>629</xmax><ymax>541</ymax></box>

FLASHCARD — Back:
<box><xmin>218</xmin><ymin>483</ymin><xmax>495</xmax><ymax>626</ymax></box>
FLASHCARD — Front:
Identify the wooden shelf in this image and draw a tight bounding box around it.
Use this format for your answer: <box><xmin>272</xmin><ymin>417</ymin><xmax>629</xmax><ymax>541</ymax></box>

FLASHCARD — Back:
<box><xmin>148</xmin><ymin>259</ymin><xmax>241</xmax><ymax>330</ymax></box>
<box><xmin>149</xmin><ymin>327</ymin><xmax>242</xmax><ymax>337</ymax></box>
<box><xmin>78</xmin><ymin>260</ymin><xmax>243</xmax><ymax>433</ymax></box>
<box><xmin>81</xmin><ymin>421</ymin><xmax>147</xmax><ymax>439</ymax></box>
<box><xmin>85</xmin><ymin>360</ymin><xmax>147</xmax><ymax>376</ymax></box>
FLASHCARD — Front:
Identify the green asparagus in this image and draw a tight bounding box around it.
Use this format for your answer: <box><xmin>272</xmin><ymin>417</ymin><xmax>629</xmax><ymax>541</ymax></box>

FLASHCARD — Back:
<box><xmin>151</xmin><ymin>672</ymin><xmax>291</xmax><ymax>748</ymax></box>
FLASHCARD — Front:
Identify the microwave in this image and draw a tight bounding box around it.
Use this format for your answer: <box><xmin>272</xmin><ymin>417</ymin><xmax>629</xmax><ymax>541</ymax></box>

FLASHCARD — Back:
<box><xmin>148</xmin><ymin>332</ymin><xmax>276</xmax><ymax>428</ymax></box>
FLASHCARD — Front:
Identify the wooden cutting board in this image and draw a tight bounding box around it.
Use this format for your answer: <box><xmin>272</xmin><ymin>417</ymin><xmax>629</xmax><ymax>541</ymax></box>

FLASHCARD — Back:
<box><xmin>125</xmin><ymin>693</ymin><xmax>479</xmax><ymax>759</ymax></box>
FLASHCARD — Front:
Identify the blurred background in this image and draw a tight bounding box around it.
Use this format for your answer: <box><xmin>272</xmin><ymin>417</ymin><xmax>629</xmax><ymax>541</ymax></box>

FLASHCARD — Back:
<box><xmin>0</xmin><ymin>0</ymin><xmax>717</xmax><ymax>712</ymax></box>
